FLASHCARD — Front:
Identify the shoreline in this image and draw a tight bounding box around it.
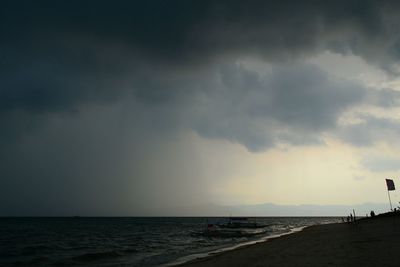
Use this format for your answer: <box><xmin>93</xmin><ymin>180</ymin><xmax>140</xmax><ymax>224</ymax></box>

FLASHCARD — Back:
<box><xmin>165</xmin><ymin>225</ymin><xmax>309</xmax><ymax>267</ymax></box>
<box><xmin>176</xmin><ymin>215</ymin><xmax>400</xmax><ymax>267</ymax></box>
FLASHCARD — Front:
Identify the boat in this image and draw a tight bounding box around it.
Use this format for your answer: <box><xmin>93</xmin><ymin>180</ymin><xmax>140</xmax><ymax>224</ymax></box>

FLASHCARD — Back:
<box><xmin>217</xmin><ymin>217</ymin><xmax>265</xmax><ymax>229</ymax></box>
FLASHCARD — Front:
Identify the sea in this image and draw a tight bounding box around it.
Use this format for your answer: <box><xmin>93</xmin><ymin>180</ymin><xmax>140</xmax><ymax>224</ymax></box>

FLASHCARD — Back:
<box><xmin>0</xmin><ymin>217</ymin><xmax>340</xmax><ymax>267</ymax></box>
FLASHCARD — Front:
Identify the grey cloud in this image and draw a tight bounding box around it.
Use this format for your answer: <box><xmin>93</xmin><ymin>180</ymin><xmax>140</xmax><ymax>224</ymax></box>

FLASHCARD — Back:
<box><xmin>172</xmin><ymin>63</ymin><xmax>365</xmax><ymax>151</ymax></box>
<box><xmin>1</xmin><ymin>56</ymin><xmax>367</xmax><ymax>151</ymax></box>
<box><xmin>338</xmin><ymin>115</ymin><xmax>400</xmax><ymax>147</ymax></box>
<box><xmin>277</xmin><ymin>132</ymin><xmax>324</xmax><ymax>147</ymax></box>
<box><xmin>367</xmin><ymin>88</ymin><xmax>400</xmax><ymax>107</ymax></box>
<box><xmin>265</xmin><ymin>65</ymin><xmax>365</xmax><ymax>130</ymax></box>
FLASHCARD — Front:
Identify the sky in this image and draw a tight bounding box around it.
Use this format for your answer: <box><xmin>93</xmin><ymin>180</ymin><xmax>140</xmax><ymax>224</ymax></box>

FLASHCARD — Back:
<box><xmin>2</xmin><ymin>0</ymin><xmax>400</xmax><ymax>216</ymax></box>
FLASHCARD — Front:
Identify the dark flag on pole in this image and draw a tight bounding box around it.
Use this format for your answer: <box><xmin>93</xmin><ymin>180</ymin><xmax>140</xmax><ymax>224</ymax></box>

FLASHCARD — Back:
<box><xmin>386</xmin><ymin>179</ymin><xmax>395</xmax><ymax>191</ymax></box>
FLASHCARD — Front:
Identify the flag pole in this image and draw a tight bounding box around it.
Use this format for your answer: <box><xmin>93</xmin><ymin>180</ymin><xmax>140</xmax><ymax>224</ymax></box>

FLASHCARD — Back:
<box><xmin>385</xmin><ymin>179</ymin><xmax>395</xmax><ymax>211</ymax></box>
<box><xmin>387</xmin><ymin>190</ymin><xmax>393</xmax><ymax>211</ymax></box>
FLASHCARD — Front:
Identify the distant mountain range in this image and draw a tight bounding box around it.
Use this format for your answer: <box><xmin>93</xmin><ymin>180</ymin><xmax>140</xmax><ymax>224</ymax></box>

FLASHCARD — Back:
<box><xmin>229</xmin><ymin>202</ymin><xmax>391</xmax><ymax>217</ymax></box>
<box><xmin>171</xmin><ymin>202</ymin><xmax>392</xmax><ymax>217</ymax></box>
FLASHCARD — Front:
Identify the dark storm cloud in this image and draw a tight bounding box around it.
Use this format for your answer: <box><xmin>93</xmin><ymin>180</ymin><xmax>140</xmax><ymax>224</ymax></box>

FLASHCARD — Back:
<box><xmin>3</xmin><ymin>0</ymin><xmax>400</xmax><ymax>215</ymax></box>
<box><xmin>1</xmin><ymin>0</ymin><xmax>396</xmax><ymax>64</ymax></box>
<box><xmin>1</xmin><ymin>0</ymin><xmax>398</xmax><ymax>156</ymax></box>
<box><xmin>1</xmin><ymin>0</ymin><xmax>399</xmax><ymax>113</ymax></box>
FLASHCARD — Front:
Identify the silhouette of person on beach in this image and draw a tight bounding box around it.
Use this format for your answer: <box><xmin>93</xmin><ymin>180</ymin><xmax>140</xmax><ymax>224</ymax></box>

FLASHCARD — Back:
<box><xmin>370</xmin><ymin>210</ymin><xmax>375</xmax><ymax>217</ymax></box>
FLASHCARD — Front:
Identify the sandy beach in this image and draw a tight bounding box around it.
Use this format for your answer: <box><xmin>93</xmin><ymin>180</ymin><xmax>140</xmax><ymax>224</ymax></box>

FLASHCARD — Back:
<box><xmin>179</xmin><ymin>215</ymin><xmax>400</xmax><ymax>267</ymax></box>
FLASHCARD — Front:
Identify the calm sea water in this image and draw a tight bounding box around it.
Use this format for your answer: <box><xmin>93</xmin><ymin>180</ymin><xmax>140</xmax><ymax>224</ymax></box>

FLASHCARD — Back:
<box><xmin>0</xmin><ymin>217</ymin><xmax>340</xmax><ymax>266</ymax></box>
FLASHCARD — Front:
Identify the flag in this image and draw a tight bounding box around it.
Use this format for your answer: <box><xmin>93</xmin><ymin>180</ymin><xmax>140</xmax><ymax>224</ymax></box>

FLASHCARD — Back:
<box><xmin>386</xmin><ymin>179</ymin><xmax>395</xmax><ymax>191</ymax></box>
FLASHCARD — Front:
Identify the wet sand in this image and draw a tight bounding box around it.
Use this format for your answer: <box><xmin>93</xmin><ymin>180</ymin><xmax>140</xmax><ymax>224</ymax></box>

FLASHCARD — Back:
<box><xmin>179</xmin><ymin>215</ymin><xmax>400</xmax><ymax>267</ymax></box>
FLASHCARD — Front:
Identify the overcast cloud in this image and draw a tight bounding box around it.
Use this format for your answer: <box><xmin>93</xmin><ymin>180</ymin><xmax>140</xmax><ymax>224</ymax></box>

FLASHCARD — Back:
<box><xmin>2</xmin><ymin>0</ymin><xmax>400</xmax><ymax>215</ymax></box>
